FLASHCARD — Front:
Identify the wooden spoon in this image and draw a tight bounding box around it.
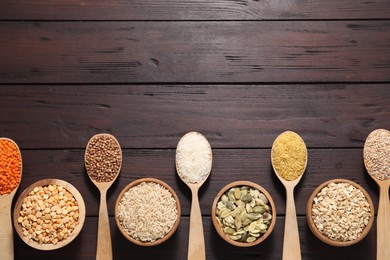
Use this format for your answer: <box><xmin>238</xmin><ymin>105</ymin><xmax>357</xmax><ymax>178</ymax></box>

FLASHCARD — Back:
<box><xmin>0</xmin><ymin>138</ymin><xmax>22</xmax><ymax>260</ymax></box>
<box><xmin>176</xmin><ymin>132</ymin><xmax>212</xmax><ymax>260</ymax></box>
<box><xmin>85</xmin><ymin>134</ymin><xmax>122</xmax><ymax>260</ymax></box>
<box><xmin>271</xmin><ymin>131</ymin><xmax>307</xmax><ymax>260</ymax></box>
<box><xmin>363</xmin><ymin>129</ymin><xmax>390</xmax><ymax>260</ymax></box>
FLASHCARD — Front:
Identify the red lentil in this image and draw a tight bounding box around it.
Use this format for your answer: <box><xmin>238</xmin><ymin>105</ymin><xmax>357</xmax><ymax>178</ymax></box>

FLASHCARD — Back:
<box><xmin>0</xmin><ymin>139</ymin><xmax>22</xmax><ymax>194</ymax></box>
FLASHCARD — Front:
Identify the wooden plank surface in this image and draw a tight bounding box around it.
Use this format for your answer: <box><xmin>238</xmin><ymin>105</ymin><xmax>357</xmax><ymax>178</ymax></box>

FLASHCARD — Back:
<box><xmin>1</xmin><ymin>21</ymin><xmax>390</xmax><ymax>83</ymax></box>
<box><xmin>1</xmin><ymin>0</ymin><xmax>390</xmax><ymax>20</ymax></box>
<box><xmin>1</xmin><ymin>85</ymin><xmax>389</xmax><ymax>149</ymax></box>
<box><xmin>1</xmin><ymin>0</ymin><xmax>389</xmax><ymax>259</ymax></box>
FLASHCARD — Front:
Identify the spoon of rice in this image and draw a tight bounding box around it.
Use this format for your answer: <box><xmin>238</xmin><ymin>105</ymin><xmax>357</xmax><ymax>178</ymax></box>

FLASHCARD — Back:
<box><xmin>176</xmin><ymin>132</ymin><xmax>212</xmax><ymax>260</ymax></box>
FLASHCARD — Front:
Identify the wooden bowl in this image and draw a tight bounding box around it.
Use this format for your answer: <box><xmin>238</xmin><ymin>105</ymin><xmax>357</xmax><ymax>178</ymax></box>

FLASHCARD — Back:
<box><xmin>115</xmin><ymin>178</ymin><xmax>181</xmax><ymax>246</ymax></box>
<box><xmin>211</xmin><ymin>181</ymin><xmax>276</xmax><ymax>247</ymax></box>
<box><xmin>13</xmin><ymin>179</ymin><xmax>86</xmax><ymax>250</ymax></box>
<box><xmin>306</xmin><ymin>179</ymin><xmax>374</xmax><ymax>247</ymax></box>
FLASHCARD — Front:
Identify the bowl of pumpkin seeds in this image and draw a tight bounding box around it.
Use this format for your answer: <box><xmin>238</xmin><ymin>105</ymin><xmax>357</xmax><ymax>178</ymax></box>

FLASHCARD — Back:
<box><xmin>212</xmin><ymin>181</ymin><xmax>276</xmax><ymax>247</ymax></box>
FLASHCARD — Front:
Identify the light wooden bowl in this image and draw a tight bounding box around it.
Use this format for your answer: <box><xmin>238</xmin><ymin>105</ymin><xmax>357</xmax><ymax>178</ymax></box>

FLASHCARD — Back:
<box><xmin>306</xmin><ymin>179</ymin><xmax>374</xmax><ymax>247</ymax></box>
<box><xmin>13</xmin><ymin>179</ymin><xmax>86</xmax><ymax>250</ymax></box>
<box><xmin>114</xmin><ymin>178</ymin><xmax>181</xmax><ymax>246</ymax></box>
<box><xmin>211</xmin><ymin>181</ymin><xmax>276</xmax><ymax>247</ymax></box>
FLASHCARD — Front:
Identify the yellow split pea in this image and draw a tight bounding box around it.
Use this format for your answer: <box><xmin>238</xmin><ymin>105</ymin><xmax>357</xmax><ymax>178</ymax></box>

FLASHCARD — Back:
<box><xmin>272</xmin><ymin>131</ymin><xmax>307</xmax><ymax>181</ymax></box>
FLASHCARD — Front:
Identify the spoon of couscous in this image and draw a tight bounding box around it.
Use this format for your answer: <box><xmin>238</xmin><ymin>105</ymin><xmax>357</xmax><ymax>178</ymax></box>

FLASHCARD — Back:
<box><xmin>271</xmin><ymin>131</ymin><xmax>307</xmax><ymax>260</ymax></box>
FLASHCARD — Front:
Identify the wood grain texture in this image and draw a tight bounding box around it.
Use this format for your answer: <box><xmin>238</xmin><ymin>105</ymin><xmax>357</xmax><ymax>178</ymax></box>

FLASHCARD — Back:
<box><xmin>1</xmin><ymin>22</ymin><xmax>390</xmax><ymax>83</ymax></box>
<box><xmin>1</xmin><ymin>0</ymin><xmax>390</xmax><ymax>20</ymax></box>
<box><xmin>13</xmin><ymin>148</ymin><xmax>379</xmax><ymax>217</ymax></box>
<box><xmin>0</xmin><ymin>85</ymin><xmax>389</xmax><ymax>149</ymax></box>
<box><xmin>13</xmin><ymin>216</ymin><xmax>376</xmax><ymax>260</ymax></box>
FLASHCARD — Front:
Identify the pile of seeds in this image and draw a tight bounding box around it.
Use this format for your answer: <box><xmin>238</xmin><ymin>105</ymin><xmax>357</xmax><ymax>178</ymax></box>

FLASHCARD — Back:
<box><xmin>0</xmin><ymin>139</ymin><xmax>22</xmax><ymax>195</ymax></box>
<box><xmin>311</xmin><ymin>182</ymin><xmax>371</xmax><ymax>242</ymax></box>
<box><xmin>364</xmin><ymin>129</ymin><xmax>390</xmax><ymax>181</ymax></box>
<box><xmin>272</xmin><ymin>131</ymin><xmax>307</xmax><ymax>181</ymax></box>
<box><xmin>215</xmin><ymin>186</ymin><xmax>273</xmax><ymax>243</ymax></box>
<box><xmin>85</xmin><ymin>134</ymin><xmax>122</xmax><ymax>182</ymax></box>
<box><xmin>17</xmin><ymin>185</ymin><xmax>80</xmax><ymax>245</ymax></box>
<box><xmin>176</xmin><ymin>132</ymin><xmax>212</xmax><ymax>184</ymax></box>
<box><xmin>117</xmin><ymin>181</ymin><xmax>178</xmax><ymax>242</ymax></box>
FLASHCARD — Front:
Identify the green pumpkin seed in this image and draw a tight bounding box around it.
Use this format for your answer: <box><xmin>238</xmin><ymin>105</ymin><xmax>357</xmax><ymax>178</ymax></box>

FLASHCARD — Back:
<box><xmin>220</xmin><ymin>209</ymin><xmax>231</xmax><ymax>219</ymax></box>
<box><xmin>241</xmin><ymin>194</ymin><xmax>253</xmax><ymax>203</ymax></box>
<box><xmin>225</xmin><ymin>215</ymin><xmax>234</xmax><ymax>224</ymax></box>
<box><xmin>242</xmin><ymin>218</ymin><xmax>251</xmax><ymax>227</ymax></box>
<box><xmin>259</xmin><ymin>193</ymin><xmax>268</xmax><ymax>204</ymax></box>
<box><xmin>246</xmin><ymin>203</ymin><xmax>252</xmax><ymax>213</ymax></box>
<box><xmin>234</xmin><ymin>230</ymin><xmax>245</xmax><ymax>235</ymax></box>
<box><xmin>235</xmin><ymin>214</ymin><xmax>242</xmax><ymax>229</ymax></box>
<box><xmin>248</xmin><ymin>221</ymin><xmax>257</xmax><ymax>231</ymax></box>
<box><xmin>250</xmin><ymin>189</ymin><xmax>260</xmax><ymax>197</ymax></box>
<box><xmin>234</xmin><ymin>188</ymin><xmax>241</xmax><ymax>199</ymax></box>
<box><xmin>240</xmin><ymin>211</ymin><xmax>247</xmax><ymax>221</ymax></box>
<box><xmin>224</xmin><ymin>227</ymin><xmax>235</xmax><ymax>234</ymax></box>
<box><xmin>240</xmin><ymin>189</ymin><xmax>248</xmax><ymax>197</ymax></box>
<box><xmin>246</xmin><ymin>236</ymin><xmax>257</xmax><ymax>243</ymax></box>
<box><xmin>229</xmin><ymin>235</ymin><xmax>240</xmax><ymax>241</ymax></box>
<box><xmin>221</xmin><ymin>195</ymin><xmax>228</xmax><ymax>203</ymax></box>
<box><xmin>253</xmin><ymin>206</ymin><xmax>266</xmax><ymax>214</ymax></box>
<box><xmin>247</xmin><ymin>213</ymin><xmax>261</xmax><ymax>220</ymax></box>
<box><xmin>258</xmin><ymin>223</ymin><xmax>268</xmax><ymax>231</ymax></box>
<box><xmin>226</xmin><ymin>201</ymin><xmax>235</xmax><ymax>210</ymax></box>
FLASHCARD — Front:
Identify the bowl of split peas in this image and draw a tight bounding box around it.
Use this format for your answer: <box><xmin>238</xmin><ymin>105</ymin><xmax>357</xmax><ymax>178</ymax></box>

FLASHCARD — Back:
<box><xmin>13</xmin><ymin>179</ymin><xmax>86</xmax><ymax>250</ymax></box>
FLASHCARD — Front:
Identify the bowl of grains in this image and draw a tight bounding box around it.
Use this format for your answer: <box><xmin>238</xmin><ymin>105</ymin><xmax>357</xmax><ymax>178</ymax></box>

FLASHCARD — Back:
<box><xmin>211</xmin><ymin>181</ymin><xmax>276</xmax><ymax>247</ymax></box>
<box><xmin>306</xmin><ymin>179</ymin><xmax>374</xmax><ymax>247</ymax></box>
<box><xmin>115</xmin><ymin>178</ymin><xmax>181</xmax><ymax>246</ymax></box>
<box><xmin>13</xmin><ymin>179</ymin><xmax>86</xmax><ymax>250</ymax></box>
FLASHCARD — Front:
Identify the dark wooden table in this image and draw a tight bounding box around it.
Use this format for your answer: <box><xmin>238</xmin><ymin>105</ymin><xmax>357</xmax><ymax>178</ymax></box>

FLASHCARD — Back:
<box><xmin>1</xmin><ymin>1</ymin><xmax>389</xmax><ymax>259</ymax></box>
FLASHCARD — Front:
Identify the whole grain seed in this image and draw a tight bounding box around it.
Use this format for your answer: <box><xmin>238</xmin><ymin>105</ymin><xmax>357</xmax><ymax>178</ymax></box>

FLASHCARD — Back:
<box><xmin>311</xmin><ymin>182</ymin><xmax>371</xmax><ymax>242</ymax></box>
<box><xmin>364</xmin><ymin>129</ymin><xmax>390</xmax><ymax>180</ymax></box>
<box><xmin>17</xmin><ymin>184</ymin><xmax>79</xmax><ymax>244</ymax></box>
<box><xmin>85</xmin><ymin>135</ymin><xmax>122</xmax><ymax>182</ymax></box>
<box><xmin>117</xmin><ymin>182</ymin><xmax>178</xmax><ymax>242</ymax></box>
<box><xmin>0</xmin><ymin>139</ymin><xmax>22</xmax><ymax>194</ymax></box>
<box><xmin>272</xmin><ymin>131</ymin><xmax>307</xmax><ymax>181</ymax></box>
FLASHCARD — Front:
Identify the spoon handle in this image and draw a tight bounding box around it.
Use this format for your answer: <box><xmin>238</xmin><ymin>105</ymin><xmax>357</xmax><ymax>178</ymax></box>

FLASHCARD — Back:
<box><xmin>376</xmin><ymin>184</ymin><xmax>390</xmax><ymax>260</ymax></box>
<box><xmin>188</xmin><ymin>188</ymin><xmax>205</xmax><ymax>260</ymax></box>
<box><xmin>96</xmin><ymin>191</ymin><xmax>112</xmax><ymax>260</ymax></box>
<box><xmin>283</xmin><ymin>186</ymin><xmax>301</xmax><ymax>260</ymax></box>
<box><xmin>0</xmin><ymin>197</ymin><xmax>14</xmax><ymax>260</ymax></box>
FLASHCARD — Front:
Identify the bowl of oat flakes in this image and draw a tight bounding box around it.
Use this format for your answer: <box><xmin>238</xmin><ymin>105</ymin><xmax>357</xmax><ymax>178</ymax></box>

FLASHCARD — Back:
<box><xmin>13</xmin><ymin>179</ymin><xmax>86</xmax><ymax>250</ymax></box>
<box><xmin>115</xmin><ymin>178</ymin><xmax>181</xmax><ymax>246</ymax></box>
<box><xmin>306</xmin><ymin>179</ymin><xmax>374</xmax><ymax>246</ymax></box>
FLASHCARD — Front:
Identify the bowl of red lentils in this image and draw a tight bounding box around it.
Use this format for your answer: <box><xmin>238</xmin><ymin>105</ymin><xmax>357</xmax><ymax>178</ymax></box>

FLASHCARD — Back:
<box><xmin>13</xmin><ymin>179</ymin><xmax>86</xmax><ymax>250</ymax></box>
<box><xmin>115</xmin><ymin>178</ymin><xmax>181</xmax><ymax>246</ymax></box>
<box><xmin>306</xmin><ymin>179</ymin><xmax>374</xmax><ymax>247</ymax></box>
